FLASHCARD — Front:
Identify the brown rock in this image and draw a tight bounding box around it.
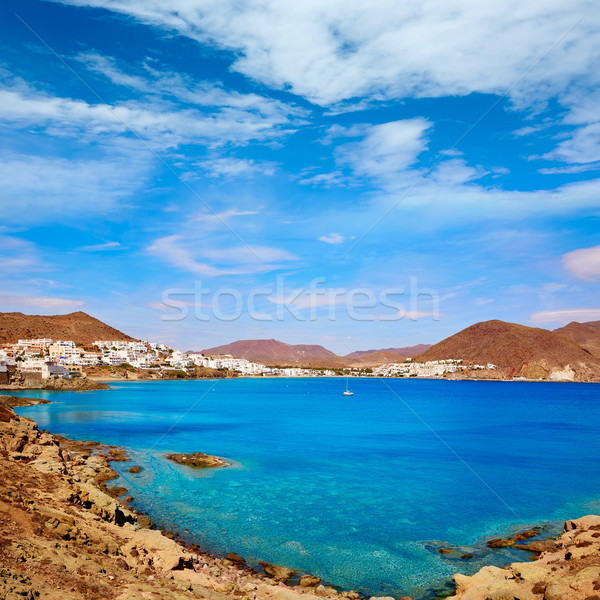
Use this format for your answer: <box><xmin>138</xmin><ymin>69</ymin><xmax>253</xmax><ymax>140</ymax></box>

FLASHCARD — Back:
<box><xmin>299</xmin><ymin>575</ymin><xmax>322</xmax><ymax>587</ymax></box>
<box><xmin>0</xmin><ymin>403</ymin><xmax>16</xmax><ymax>423</ymax></box>
<box><xmin>226</xmin><ymin>552</ymin><xmax>246</xmax><ymax>567</ymax></box>
<box><xmin>127</xmin><ymin>465</ymin><xmax>142</xmax><ymax>473</ymax></box>
<box><xmin>166</xmin><ymin>452</ymin><xmax>228</xmax><ymax>468</ymax></box>
<box><xmin>260</xmin><ymin>561</ymin><xmax>296</xmax><ymax>582</ymax></box>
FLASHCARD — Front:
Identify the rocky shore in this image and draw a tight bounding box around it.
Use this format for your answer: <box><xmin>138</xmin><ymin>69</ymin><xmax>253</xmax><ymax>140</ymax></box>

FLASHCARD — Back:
<box><xmin>453</xmin><ymin>515</ymin><xmax>600</xmax><ymax>599</ymax></box>
<box><xmin>0</xmin><ymin>398</ymin><xmax>359</xmax><ymax>600</ymax></box>
<box><xmin>0</xmin><ymin>372</ymin><xmax>109</xmax><ymax>391</ymax></box>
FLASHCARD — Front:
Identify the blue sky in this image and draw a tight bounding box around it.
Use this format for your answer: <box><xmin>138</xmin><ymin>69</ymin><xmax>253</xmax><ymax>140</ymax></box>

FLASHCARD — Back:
<box><xmin>1</xmin><ymin>0</ymin><xmax>599</xmax><ymax>353</ymax></box>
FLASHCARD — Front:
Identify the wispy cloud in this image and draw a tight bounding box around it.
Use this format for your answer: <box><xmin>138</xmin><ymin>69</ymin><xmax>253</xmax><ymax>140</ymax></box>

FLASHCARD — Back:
<box><xmin>0</xmin><ymin>70</ymin><xmax>300</xmax><ymax>149</ymax></box>
<box><xmin>0</xmin><ymin>151</ymin><xmax>149</xmax><ymax>224</ymax></box>
<box><xmin>0</xmin><ymin>234</ymin><xmax>46</xmax><ymax>273</ymax></box>
<box><xmin>77</xmin><ymin>241</ymin><xmax>122</xmax><ymax>252</ymax></box>
<box><xmin>562</xmin><ymin>244</ymin><xmax>600</xmax><ymax>280</ymax></box>
<box><xmin>146</xmin><ymin>235</ymin><xmax>297</xmax><ymax>277</ymax></box>
<box><xmin>319</xmin><ymin>233</ymin><xmax>345</xmax><ymax>245</ymax></box>
<box><xmin>530</xmin><ymin>308</ymin><xmax>600</xmax><ymax>324</ymax></box>
<box><xmin>0</xmin><ymin>294</ymin><xmax>84</xmax><ymax>311</ymax></box>
<box><xmin>189</xmin><ymin>157</ymin><xmax>277</xmax><ymax>179</ymax></box>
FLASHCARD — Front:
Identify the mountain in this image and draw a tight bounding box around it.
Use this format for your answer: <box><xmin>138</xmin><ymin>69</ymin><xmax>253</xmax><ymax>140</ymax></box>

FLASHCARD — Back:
<box><xmin>346</xmin><ymin>350</ymin><xmax>407</xmax><ymax>367</ymax></box>
<box><xmin>202</xmin><ymin>339</ymin><xmax>339</xmax><ymax>364</ymax></box>
<box><xmin>553</xmin><ymin>321</ymin><xmax>600</xmax><ymax>358</ymax></box>
<box><xmin>415</xmin><ymin>319</ymin><xmax>600</xmax><ymax>381</ymax></box>
<box><xmin>0</xmin><ymin>311</ymin><xmax>135</xmax><ymax>346</ymax></box>
<box><xmin>345</xmin><ymin>344</ymin><xmax>432</xmax><ymax>359</ymax></box>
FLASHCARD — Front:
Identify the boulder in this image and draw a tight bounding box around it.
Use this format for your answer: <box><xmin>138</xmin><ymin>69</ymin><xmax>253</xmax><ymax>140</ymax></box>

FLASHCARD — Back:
<box><xmin>260</xmin><ymin>561</ymin><xmax>296</xmax><ymax>582</ymax></box>
<box><xmin>299</xmin><ymin>575</ymin><xmax>322</xmax><ymax>587</ymax></box>
<box><xmin>166</xmin><ymin>452</ymin><xmax>228</xmax><ymax>468</ymax></box>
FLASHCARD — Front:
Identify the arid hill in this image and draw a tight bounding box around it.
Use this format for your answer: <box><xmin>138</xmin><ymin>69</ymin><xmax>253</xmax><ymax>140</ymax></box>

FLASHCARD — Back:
<box><xmin>416</xmin><ymin>319</ymin><xmax>600</xmax><ymax>381</ymax></box>
<box><xmin>202</xmin><ymin>339</ymin><xmax>339</xmax><ymax>364</ymax></box>
<box><xmin>553</xmin><ymin>320</ymin><xmax>600</xmax><ymax>358</ymax></box>
<box><xmin>346</xmin><ymin>350</ymin><xmax>407</xmax><ymax>367</ymax></box>
<box><xmin>0</xmin><ymin>311</ymin><xmax>135</xmax><ymax>345</ymax></box>
<box><xmin>345</xmin><ymin>344</ymin><xmax>432</xmax><ymax>359</ymax></box>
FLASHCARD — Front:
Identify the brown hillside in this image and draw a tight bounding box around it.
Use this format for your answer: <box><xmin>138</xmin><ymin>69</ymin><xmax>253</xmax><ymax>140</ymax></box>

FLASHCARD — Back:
<box><xmin>202</xmin><ymin>339</ymin><xmax>338</xmax><ymax>363</ymax></box>
<box><xmin>0</xmin><ymin>311</ymin><xmax>135</xmax><ymax>345</ymax></box>
<box><xmin>553</xmin><ymin>321</ymin><xmax>600</xmax><ymax>358</ymax></box>
<box><xmin>345</xmin><ymin>344</ymin><xmax>431</xmax><ymax>359</ymax></box>
<box><xmin>347</xmin><ymin>350</ymin><xmax>407</xmax><ymax>367</ymax></box>
<box><xmin>416</xmin><ymin>319</ymin><xmax>600</xmax><ymax>381</ymax></box>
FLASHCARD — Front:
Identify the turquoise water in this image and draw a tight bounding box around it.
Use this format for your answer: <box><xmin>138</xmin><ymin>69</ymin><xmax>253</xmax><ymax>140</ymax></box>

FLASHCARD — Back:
<box><xmin>12</xmin><ymin>378</ymin><xmax>600</xmax><ymax>598</ymax></box>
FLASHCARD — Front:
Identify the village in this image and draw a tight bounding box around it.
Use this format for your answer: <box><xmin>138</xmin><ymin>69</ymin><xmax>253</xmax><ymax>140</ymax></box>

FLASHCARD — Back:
<box><xmin>0</xmin><ymin>337</ymin><xmax>496</xmax><ymax>382</ymax></box>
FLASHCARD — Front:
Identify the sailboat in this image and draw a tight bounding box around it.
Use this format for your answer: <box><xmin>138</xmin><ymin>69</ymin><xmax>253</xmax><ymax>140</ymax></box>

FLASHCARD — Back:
<box><xmin>343</xmin><ymin>376</ymin><xmax>354</xmax><ymax>396</ymax></box>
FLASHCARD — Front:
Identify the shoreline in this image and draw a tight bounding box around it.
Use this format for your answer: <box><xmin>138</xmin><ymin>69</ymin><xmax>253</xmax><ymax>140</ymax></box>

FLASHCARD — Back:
<box><xmin>79</xmin><ymin>374</ymin><xmax>599</xmax><ymax>384</ymax></box>
<box><xmin>0</xmin><ymin>395</ymin><xmax>355</xmax><ymax>600</ymax></box>
<box><xmin>3</xmin><ymin>391</ymin><xmax>600</xmax><ymax>600</ymax></box>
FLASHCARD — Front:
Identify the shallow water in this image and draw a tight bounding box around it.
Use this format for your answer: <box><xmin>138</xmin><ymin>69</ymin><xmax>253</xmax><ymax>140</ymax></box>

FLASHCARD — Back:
<box><xmin>13</xmin><ymin>378</ymin><xmax>600</xmax><ymax>598</ymax></box>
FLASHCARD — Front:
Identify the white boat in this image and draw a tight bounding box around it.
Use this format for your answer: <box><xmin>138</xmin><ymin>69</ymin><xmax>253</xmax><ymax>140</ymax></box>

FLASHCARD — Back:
<box><xmin>343</xmin><ymin>377</ymin><xmax>354</xmax><ymax>396</ymax></box>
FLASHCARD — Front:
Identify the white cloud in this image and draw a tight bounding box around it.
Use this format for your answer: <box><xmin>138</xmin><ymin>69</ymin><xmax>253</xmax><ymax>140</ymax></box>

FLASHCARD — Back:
<box><xmin>336</xmin><ymin>119</ymin><xmax>431</xmax><ymax>181</ymax></box>
<box><xmin>146</xmin><ymin>235</ymin><xmax>297</xmax><ymax>276</ymax></box>
<box><xmin>0</xmin><ymin>72</ymin><xmax>299</xmax><ymax>149</ymax></box>
<box><xmin>50</xmin><ymin>0</ymin><xmax>600</xmax><ymax>108</ymax></box>
<box><xmin>319</xmin><ymin>233</ymin><xmax>345</xmax><ymax>244</ymax></box>
<box><xmin>0</xmin><ymin>234</ymin><xmax>46</xmax><ymax>273</ymax></box>
<box><xmin>562</xmin><ymin>244</ymin><xmax>600</xmax><ymax>280</ymax></box>
<box><xmin>76</xmin><ymin>52</ymin><xmax>306</xmax><ymax>118</ymax></box>
<box><xmin>539</xmin><ymin>163</ymin><xmax>600</xmax><ymax>174</ymax></box>
<box><xmin>0</xmin><ymin>294</ymin><xmax>84</xmax><ymax>311</ymax></box>
<box><xmin>191</xmin><ymin>157</ymin><xmax>277</xmax><ymax>179</ymax></box>
<box><xmin>299</xmin><ymin>171</ymin><xmax>346</xmax><ymax>187</ymax></box>
<box><xmin>0</xmin><ymin>152</ymin><xmax>149</xmax><ymax>224</ymax></box>
<box><xmin>399</xmin><ymin>310</ymin><xmax>442</xmax><ymax>320</ymax></box>
<box><xmin>530</xmin><ymin>308</ymin><xmax>600</xmax><ymax>323</ymax></box>
<box><xmin>77</xmin><ymin>241</ymin><xmax>122</xmax><ymax>251</ymax></box>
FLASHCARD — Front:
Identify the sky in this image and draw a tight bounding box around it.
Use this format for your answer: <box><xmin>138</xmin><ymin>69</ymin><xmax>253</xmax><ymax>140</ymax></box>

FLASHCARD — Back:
<box><xmin>0</xmin><ymin>0</ymin><xmax>599</xmax><ymax>354</ymax></box>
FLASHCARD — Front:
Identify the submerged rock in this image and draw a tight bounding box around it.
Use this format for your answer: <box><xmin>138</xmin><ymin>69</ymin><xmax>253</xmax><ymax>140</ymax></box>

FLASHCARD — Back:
<box><xmin>165</xmin><ymin>452</ymin><xmax>228</xmax><ymax>468</ymax></box>
<box><xmin>259</xmin><ymin>561</ymin><xmax>296</xmax><ymax>582</ymax></box>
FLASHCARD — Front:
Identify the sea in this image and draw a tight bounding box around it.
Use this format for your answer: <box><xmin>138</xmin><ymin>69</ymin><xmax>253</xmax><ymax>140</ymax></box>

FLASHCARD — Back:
<box><xmin>11</xmin><ymin>377</ymin><xmax>600</xmax><ymax>599</ymax></box>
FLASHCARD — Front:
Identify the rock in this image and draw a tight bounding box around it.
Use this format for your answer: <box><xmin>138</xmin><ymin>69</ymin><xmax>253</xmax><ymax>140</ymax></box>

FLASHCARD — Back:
<box><xmin>544</xmin><ymin>566</ymin><xmax>600</xmax><ymax>600</ymax></box>
<box><xmin>515</xmin><ymin>540</ymin><xmax>557</xmax><ymax>554</ymax></box>
<box><xmin>107</xmin><ymin>486</ymin><xmax>128</xmax><ymax>498</ymax></box>
<box><xmin>564</xmin><ymin>515</ymin><xmax>600</xmax><ymax>532</ymax></box>
<box><xmin>260</xmin><ymin>561</ymin><xmax>296</xmax><ymax>582</ymax></box>
<box><xmin>453</xmin><ymin>516</ymin><xmax>600</xmax><ymax>599</ymax></box>
<box><xmin>299</xmin><ymin>575</ymin><xmax>322</xmax><ymax>587</ymax></box>
<box><xmin>438</xmin><ymin>547</ymin><xmax>452</xmax><ymax>554</ymax></box>
<box><xmin>127</xmin><ymin>465</ymin><xmax>142</xmax><ymax>473</ymax></box>
<box><xmin>368</xmin><ymin>596</ymin><xmax>395</xmax><ymax>600</ymax></box>
<box><xmin>165</xmin><ymin>452</ymin><xmax>228</xmax><ymax>468</ymax></box>
<box><xmin>487</xmin><ymin>528</ymin><xmax>540</xmax><ymax>548</ymax></box>
<box><xmin>225</xmin><ymin>552</ymin><xmax>245</xmax><ymax>567</ymax></box>
<box><xmin>0</xmin><ymin>403</ymin><xmax>16</xmax><ymax>423</ymax></box>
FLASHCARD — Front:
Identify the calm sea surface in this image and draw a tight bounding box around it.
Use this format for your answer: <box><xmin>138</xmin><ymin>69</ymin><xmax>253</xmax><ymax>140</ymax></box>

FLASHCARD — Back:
<box><xmin>12</xmin><ymin>378</ymin><xmax>600</xmax><ymax>598</ymax></box>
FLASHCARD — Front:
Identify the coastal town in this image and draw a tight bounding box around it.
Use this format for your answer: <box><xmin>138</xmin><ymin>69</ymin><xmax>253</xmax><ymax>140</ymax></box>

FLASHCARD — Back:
<box><xmin>0</xmin><ymin>337</ymin><xmax>496</xmax><ymax>382</ymax></box>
